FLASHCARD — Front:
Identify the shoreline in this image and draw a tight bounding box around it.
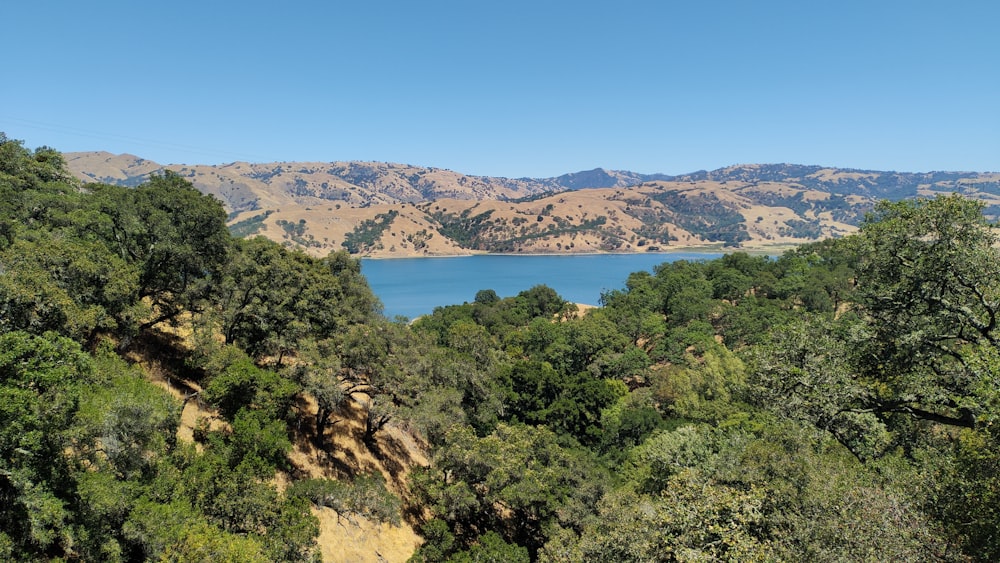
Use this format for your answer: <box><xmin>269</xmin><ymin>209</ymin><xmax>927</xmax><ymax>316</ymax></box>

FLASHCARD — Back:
<box><xmin>362</xmin><ymin>247</ymin><xmax>793</xmax><ymax>319</ymax></box>
<box><xmin>358</xmin><ymin>242</ymin><xmax>798</xmax><ymax>260</ymax></box>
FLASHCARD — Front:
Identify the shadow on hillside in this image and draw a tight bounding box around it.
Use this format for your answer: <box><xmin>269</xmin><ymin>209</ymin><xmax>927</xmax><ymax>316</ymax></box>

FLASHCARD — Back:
<box><xmin>367</xmin><ymin>431</ymin><xmax>417</xmax><ymax>490</ymax></box>
<box><xmin>287</xmin><ymin>401</ymin><xmax>367</xmax><ymax>480</ymax></box>
<box><xmin>126</xmin><ymin>328</ymin><xmax>205</xmax><ymax>397</ymax></box>
<box><xmin>286</xmin><ymin>394</ymin><xmax>427</xmax><ymax>513</ymax></box>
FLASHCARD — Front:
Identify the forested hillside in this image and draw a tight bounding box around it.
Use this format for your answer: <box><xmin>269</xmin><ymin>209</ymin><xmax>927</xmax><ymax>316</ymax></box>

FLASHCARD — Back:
<box><xmin>4</xmin><ymin>133</ymin><xmax>1000</xmax><ymax>561</ymax></box>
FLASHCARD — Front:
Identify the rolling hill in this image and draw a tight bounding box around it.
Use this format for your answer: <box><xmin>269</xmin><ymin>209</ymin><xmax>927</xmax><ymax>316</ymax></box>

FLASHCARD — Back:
<box><xmin>65</xmin><ymin>152</ymin><xmax>1000</xmax><ymax>258</ymax></box>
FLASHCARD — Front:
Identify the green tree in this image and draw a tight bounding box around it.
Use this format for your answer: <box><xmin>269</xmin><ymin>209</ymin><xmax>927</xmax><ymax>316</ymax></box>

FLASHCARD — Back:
<box><xmin>77</xmin><ymin>172</ymin><xmax>230</xmax><ymax>331</ymax></box>
<box><xmin>202</xmin><ymin>357</ymin><xmax>298</xmax><ymax>422</ymax></box>
<box><xmin>448</xmin><ymin>531</ymin><xmax>530</xmax><ymax>563</ymax></box>
<box><xmin>851</xmin><ymin>195</ymin><xmax>1000</xmax><ymax>429</ymax></box>
<box><xmin>653</xmin><ymin>343</ymin><xmax>746</xmax><ymax>423</ymax></box>
<box><xmin>291</xmin><ymin>338</ymin><xmax>346</xmax><ymax>439</ymax></box>
<box><xmin>0</xmin><ymin>133</ymin><xmax>79</xmax><ymax>232</ymax></box>
<box><xmin>933</xmin><ymin>427</ymin><xmax>1000</xmax><ymax>560</ymax></box>
<box><xmin>413</xmin><ymin>423</ymin><xmax>609</xmax><ymax>558</ymax></box>
<box><xmin>288</xmin><ymin>473</ymin><xmax>402</xmax><ymax>526</ymax></box>
<box><xmin>0</xmin><ymin>231</ymin><xmax>142</xmax><ymax>342</ymax></box>
<box><xmin>745</xmin><ymin>315</ymin><xmax>892</xmax><ymax>460</ymax></box>
<box><xmin>0</xmin><ymin>331</ymin><xmax>93</xmax><ymax>556</ymax></box>
<box><xmin>217</xmin><ymin>238</ymin><xmax>378</xmax><ymax>362</ymax></box>
<box><xmin>170</xmin><ymin>447</ymin><xmax>318</xmax><ymax>561</ymax></box>
<box><xmin>122</xmin><ymin>496</ymin><xmax>271</xmax><ymax>563</ymax></box>
<box><xmin>474</xmin><ymin>288</ymin><xmax>500</xmax><ymax>306</ymax></box>
<box><xmin>74</xmin><ymin>356</ymin><xmax>179</xmax><ymax>479</ymax></box>
<box><xmin>541</xmin><ymin>473</ymin><xmax>776</xmax><ymax>563</ymax></box>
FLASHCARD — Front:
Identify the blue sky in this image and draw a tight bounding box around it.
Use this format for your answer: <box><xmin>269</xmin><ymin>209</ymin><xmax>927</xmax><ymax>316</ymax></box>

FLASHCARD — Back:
<box><xmin>3</xmin><ymin>1</ymin><xmax>997</xmax><ymax>177</ymax></box>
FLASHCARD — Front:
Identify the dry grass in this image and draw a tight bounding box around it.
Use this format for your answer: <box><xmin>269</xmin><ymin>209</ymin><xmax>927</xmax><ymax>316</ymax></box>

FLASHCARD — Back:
<box><xmin>66</xmin><ymin>151</ymin><xmax>880</xmax><ymax>259</ymax></box>
<box><xmin>79</xmin><ymin>153</ymin><xmax>1000</xmax><ymax>260</ymax></box>
<box><xmin>127</xmin><ymin>328</ymin><xmax>427</xmax><ymax>562</ymax></box>
<box><xmin>64</xmin><ymin>151</ymin><xmax>163</xmax><ymax>182</ymax></box>
<box><xmin>313</xmin><ymin>511</ymin><xmax>420</xmax><ymax>563</ymax></box>
<box><xmin>284</xmin><ymin>395</ymin><xmax>426</xmax><ymax>562</ymax></box>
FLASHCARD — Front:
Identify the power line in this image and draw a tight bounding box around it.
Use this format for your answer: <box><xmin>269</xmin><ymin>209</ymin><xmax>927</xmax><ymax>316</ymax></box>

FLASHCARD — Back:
<box><xmin>0</xmin><ymin>116</ymin><xmax>271</xmax><ymax>163</ymax></box>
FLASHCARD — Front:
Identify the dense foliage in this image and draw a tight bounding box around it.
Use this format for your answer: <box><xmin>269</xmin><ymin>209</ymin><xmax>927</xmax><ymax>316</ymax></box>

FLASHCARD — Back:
<box><xmin>0</xmin><ymin>135</ymin><xmax>382</xmax><ymax>561</ymax></box>
<box><xmin>4</xmin><ymin>133</ymin><xmax>1000</xmax><ymax>562</ymax></box>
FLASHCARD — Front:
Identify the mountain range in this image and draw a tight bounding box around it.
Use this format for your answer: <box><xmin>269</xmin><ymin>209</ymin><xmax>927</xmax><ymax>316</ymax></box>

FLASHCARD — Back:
<box><xmin>65</xmin><ymin>152</ymin><xmax>1000</xmax><ymax>258</ymax></box>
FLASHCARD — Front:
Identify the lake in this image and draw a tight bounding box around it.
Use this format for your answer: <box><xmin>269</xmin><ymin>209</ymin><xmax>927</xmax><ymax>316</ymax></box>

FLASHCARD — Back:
<box><xmin>361</xmin><ymin>252</ymin><xmax>724</xmax><ymax>319</ymax></box>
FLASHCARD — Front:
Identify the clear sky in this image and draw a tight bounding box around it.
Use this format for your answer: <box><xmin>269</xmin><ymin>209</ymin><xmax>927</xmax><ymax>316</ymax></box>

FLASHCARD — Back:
<box><xmin>3</xmin><ymin>1</ymin><xmax>997</xmax><ymax>177</ymax></box>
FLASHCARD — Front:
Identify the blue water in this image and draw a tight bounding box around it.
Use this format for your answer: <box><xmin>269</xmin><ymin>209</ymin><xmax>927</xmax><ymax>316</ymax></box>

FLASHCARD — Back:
<box><xmin>361</xmin><ymin>252</ymin><xmax>723</xmax><ymax>319</ymax></box>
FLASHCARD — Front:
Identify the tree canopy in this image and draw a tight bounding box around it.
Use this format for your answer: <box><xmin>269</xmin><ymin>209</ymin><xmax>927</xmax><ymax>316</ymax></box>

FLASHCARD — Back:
<box><xmin>3</xmin><ymin>134</ymin><xmax>1000</xmax><ymax>561</ymax></box>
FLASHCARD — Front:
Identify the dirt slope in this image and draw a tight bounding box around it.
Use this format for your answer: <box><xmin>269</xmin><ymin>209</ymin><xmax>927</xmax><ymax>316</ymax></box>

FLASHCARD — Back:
<box><xmin>130</xmin><ymin>330</ymin><xmax>427</xmax><ymax>562</ymax></box>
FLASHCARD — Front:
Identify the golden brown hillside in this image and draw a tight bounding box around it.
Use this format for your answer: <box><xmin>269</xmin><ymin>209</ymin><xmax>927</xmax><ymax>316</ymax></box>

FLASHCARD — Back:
<box><xmin>66</xmin><ymin>153</ymin><xmax>1000</xmax><ymax>258</ymax></box>
<box><xmin>222</xmin><ymin>180</ymin><xmax>864</xmax><ymax>257</ymax></box>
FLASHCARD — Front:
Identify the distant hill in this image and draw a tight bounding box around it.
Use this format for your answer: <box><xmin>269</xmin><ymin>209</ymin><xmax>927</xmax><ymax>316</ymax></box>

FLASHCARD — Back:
<box><xmin>552</xmin><ymin>168</ymin><xmax>673</xmax><ymax>190</ymax></box>
<box><xmin>674</xmin><ymin>163</ymin><xmax>1000</xmax><ymax>201</ymax></box>
<box><xmin>65</xmin><ymin>152</ymin><xmax>1000</xmax><ymax>258</ymax></box>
